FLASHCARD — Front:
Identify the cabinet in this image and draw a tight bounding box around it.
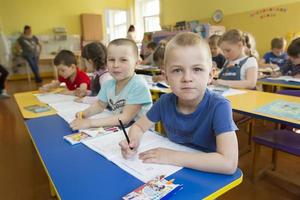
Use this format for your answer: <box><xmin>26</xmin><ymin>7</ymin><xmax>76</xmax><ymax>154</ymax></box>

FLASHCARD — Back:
<box><xmin>81</xmin><ymin>14</ymin><xmax>103</xmax><ymax>41</ymax></box>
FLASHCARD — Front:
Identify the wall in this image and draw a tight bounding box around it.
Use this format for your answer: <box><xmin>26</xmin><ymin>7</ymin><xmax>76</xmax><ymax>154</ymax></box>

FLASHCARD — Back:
<box><xmin>160</xmin><ymin>0</ymin><xmax>300</xmax><ymax>26</ymax></box>
<box><xmin>217</xmin><ymin>2</ymin><xmax>300</xmax><ymax>55</ymax></box>
<box><xmin>160</xmin><ymin>0</ymin><xmax>300</xmax><ymax>55</ymax></box>
<box><xmin>0</xmin><ymin>0</ymin><xmax>130</xmax><ymax>35</ymax></box>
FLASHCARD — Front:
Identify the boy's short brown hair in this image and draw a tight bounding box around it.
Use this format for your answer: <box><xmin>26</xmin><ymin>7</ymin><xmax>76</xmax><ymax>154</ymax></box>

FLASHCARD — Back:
<box><xmin>164</xmin><ymin>32</ymin><xmax>212</xmax><ymax>67</ymax></box>
<box><xmin>108</xmin><ymin>38</ymin><xmax>138</xmax><ymax>59</ymax></box>
<box><xmin>146</xmin><ymin>42</ymin><xmax>157</xmax><ymax>50</ymax></box>
<box><xmin>54</xmin><ymin>50</ymin><xmax>77</xmax><ymax>66</ymax></box>
<box><xmin>271</xmin><ymin>37</ymin><xmax>286</xmax><ymax>49</ymax></box>
<box><xmin>287</xmin><ymin>37</ymin><xmax>300</xmax><ymax>57</ymax></box>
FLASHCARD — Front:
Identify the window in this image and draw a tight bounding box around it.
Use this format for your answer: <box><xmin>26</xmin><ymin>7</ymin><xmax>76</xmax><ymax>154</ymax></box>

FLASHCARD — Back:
<box><xmin>135</xmin><ymin>0</ymin><xmax>161</xmax><ymax>41</ymax></box>
<box><xmin>105</xmin><ymin>9</ymin><xmax>129</xmax><ymax>42</ymax></box>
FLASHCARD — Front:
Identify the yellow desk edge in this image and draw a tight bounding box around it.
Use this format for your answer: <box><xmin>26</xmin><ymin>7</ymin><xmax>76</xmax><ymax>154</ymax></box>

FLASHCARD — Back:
<box><xmin>204</xmin><ymin>173</ymin><xmax>243</xmax><ymax>200</ymax></box>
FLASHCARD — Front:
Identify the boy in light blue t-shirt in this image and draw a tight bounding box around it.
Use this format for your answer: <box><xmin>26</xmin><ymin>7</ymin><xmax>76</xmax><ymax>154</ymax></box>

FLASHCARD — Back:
<box><xmin>120</xmin><ymin>32</ymin><xmax>238</xmax><ymax>175</ymax></box>
<box><xmin>70</xmin><ymin>39</ymin><xmax>152</xmax><ymax>130</ymax></box>
<box><xmin>98</xmin><ymin>74</ymin><xmax>152</xmax><ymax>122</ymax></box>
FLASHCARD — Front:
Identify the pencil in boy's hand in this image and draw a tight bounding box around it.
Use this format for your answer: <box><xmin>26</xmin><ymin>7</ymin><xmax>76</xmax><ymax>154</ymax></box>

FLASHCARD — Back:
<box><xmin>118</xmin><ymin>119</ymin><xmax>133</xmax><ymax>150</ymax></box>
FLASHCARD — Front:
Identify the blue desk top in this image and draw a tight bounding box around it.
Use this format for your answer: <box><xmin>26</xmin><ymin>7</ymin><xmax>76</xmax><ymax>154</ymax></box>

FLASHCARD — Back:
<box><xmin>25</xmin><ymin>115</ymin><xmax>242</xmax><ymax>200</ymax></box>
<box><xmin>258</xmin><ymin>78</ymin><xmax>300</xmax><ymax>89</ymax></box>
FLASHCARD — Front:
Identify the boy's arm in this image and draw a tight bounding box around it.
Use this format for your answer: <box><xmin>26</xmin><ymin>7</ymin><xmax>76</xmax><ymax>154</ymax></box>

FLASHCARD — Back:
<box><xmin>89</xmin><ymin>104</ymin><xmax>141</xmax><ymax>127</ymax></box>
<box><xmin>82</xmin><ymin>100</ymin><xmax>107</xmax><ymax>118</ymax></box>
<box><xmin>293</xmin><ymin>73</ymin><xmax>300</xmax><ymax>78</ymax></box>
<box><xmin>120</xmin><ymin>115</ymin><xmax>154</xmax><ymax>159</ymax></box>
<box><xmin>139</xmin><ymin>131</ymin><xmax>238</xmax><ymax>175</ymax></box>
<box><xmin>39</xmin><ymin>80</ymin><xmax>60</xmax><ymax>92</ymax></box>
<box><xmin>216</xmin><ymin>67</ymin><xmax>258</xmax><ymax>89</ymax></box>
<box><xmin>75</xmin><ymin>83</ymin><xmax>88</xmax><ymax>97</ymax></box>
<box><xmin>70</xmin><ymin>103</ymin><xmax>141</xmax><ymax>130</ymax></box>
<box><xmin>258</xmin><ymin>58</ymin><xmax>278</xmax><ymax>69</ymax></box>
<box><xmin>69</xmin><ymin>100</ymin><xmax>107</xmax><ymax>130</ymax></box>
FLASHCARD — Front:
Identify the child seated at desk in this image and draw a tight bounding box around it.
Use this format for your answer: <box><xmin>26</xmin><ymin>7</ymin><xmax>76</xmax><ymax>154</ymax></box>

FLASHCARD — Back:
<box><xmin>212</xmin><ymin>29</ymin><xmax>258</xmax><ymax>89</ymax></box>
<box><xmin>273</xmin><ymin>37</ymin><xmax>300</xmax><ymax>78</ymax></box>
<box><xmin>75</xmin><ymin>42</ymin><xmax>112</xmax><ymax>104</ymax></box>
<box><xmin>208</xmin><ymin>34</ymin><xmax>226</xmax><ymax>69</ymax></box>
<box><xmin>70</xmin><ymin>38</ymin><xmax>152</xmax><ymax>130</ymax></box>
<box><xmin>39</xmin><ymin>50</ymin><xmax>90</xmax><ymax>96</ymax></box>
<box><xmin>141</xmin><ymin>42</ymin><xmax>157</xmax><ymax>65</ymax></box>
<box><xmin>258</xmin><ymin>37</ymin><xmax>288</xmax><ymax>70</ymax></box>
<box><xmin>120</xmin><ymin>32</ymin><xmax>238</xmax><ymax>175</ymax></box>
<box><xmin>152</xmin><ymin>41</ymin><xmax>167</xmax><ymax>83</ymax></box>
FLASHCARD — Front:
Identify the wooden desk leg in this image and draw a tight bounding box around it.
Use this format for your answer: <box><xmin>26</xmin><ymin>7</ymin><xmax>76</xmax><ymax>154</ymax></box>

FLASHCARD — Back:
<box><xmin>272</xmin><ymin>85</ymin><xmax>277</xmax><ymax>93</ymax></box>
<box><xmin>247</xmin><ymin>119</ymin><xmax>254</xmax><ymax>145</ymax></box>
<box><xmin>49</xmin><ymin>179</ymin><xmax>56</xmax><ymax>197</ymax></box>
<box><xmin>251</xmin><ymin>142</ymin><xmax>261</xmax><ymax>182</ymax></box>
<box><xmin>271</xmin><ymin>149</ymin><xmax>278</xmax><ymax>171</ymax></box>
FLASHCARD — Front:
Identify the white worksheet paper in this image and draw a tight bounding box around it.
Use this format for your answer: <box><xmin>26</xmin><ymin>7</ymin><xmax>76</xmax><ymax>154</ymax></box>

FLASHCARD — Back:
<box><xmin>83</xmin><ymin>131</ymin><xmax>197</xmax><ymax>183</ymax></box>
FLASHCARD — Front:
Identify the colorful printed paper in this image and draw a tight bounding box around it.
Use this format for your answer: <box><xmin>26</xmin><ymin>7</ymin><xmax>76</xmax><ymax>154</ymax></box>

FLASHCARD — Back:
<box><xmin>255</xmin><ymin>100</ymin><xmax>300</xmax><ymax>120</ymax></box>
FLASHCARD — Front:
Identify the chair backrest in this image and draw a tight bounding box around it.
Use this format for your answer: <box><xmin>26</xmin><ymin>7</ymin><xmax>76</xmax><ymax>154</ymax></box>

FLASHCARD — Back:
<box><xmin>277</xmin><ymin>89</ymin><xmax>300</xmax><ymax>97</ymax></box>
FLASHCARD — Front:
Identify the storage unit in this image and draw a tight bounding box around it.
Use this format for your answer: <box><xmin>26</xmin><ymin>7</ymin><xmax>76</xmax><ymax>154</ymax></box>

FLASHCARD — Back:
<box><xmin>81</xmin><ymin>14</ymin><xmax>103</xmax><ymax>41</ymax></box>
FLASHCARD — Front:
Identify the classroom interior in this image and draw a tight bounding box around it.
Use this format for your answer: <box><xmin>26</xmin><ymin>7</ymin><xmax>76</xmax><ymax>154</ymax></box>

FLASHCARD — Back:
<box><xmin>0</xmin><ymin>0</ymin><xmax>300</xmax><ymax>199</ymax></box>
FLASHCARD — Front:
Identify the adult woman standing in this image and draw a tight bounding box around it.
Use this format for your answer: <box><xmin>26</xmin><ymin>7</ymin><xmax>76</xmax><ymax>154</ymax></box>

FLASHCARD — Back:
<box><xmin>17</xmin><ymin>25</ymin><xmax>42</xmax><ymax>83</ymax></box>
<box><xmin>127</xmin><ymin>25</ymin><xmax>136</xmax><ymax>42</ymax></box>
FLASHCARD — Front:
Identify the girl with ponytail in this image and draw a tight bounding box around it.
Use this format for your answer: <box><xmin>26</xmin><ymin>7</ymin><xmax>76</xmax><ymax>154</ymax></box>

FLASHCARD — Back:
<box><xmin>212</xmin><ymin>29</ymin><xmax>258</xmax><ymax>89</ymax></box>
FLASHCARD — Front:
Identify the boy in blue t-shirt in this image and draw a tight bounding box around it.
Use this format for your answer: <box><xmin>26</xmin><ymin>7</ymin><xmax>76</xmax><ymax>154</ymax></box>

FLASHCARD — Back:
<box><xmin>120</xmin><ymin>32</ymin><xmax>238</xmax><ymax>175</ymax></box>
<box><xmin>70</xmin><ymin>39</ymin><xmax>152</xmax><ymax>130</ymax></box>
<box><xmin>277</xmin><ymin>37</ymin><xmax>300</xmax><ymax>78</ymax></box>
<box><xmin>259</xmin><ymin>37</ymin><xmax>288</xmax><ymax>70</ymax></box>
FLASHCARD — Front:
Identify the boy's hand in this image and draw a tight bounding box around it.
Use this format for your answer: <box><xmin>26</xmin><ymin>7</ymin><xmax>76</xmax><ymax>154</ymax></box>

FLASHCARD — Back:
<box><xmin>293</xmin><ymin>74</ymin><xmax>300</xmax><ymax>78</ymax></box>
<box><xmin>75</xmin><ymin>88</ymin><xmax>87</xmax><ymax>98</ymax></box>
<box><xmin>270</xmin><ymin>64</ymin><xmax>279</xmax><ymax>70</ymax></box>
<box><xmin>139</xmin><ymin>148</ymin><xmax>175</xmax><ymax>165</ymax></box>
<box><xmin>152</xmin><ymin>75</ymin><xmax>159</xmax><ymax>83</ymax></box>
<box><xmin>119</xmin><ymin>137</ymin><xmax>140</xmax><ymax>159</ymax></box>
<box><xmin>271</xmin><ymin>71</ymin><xmax>281</xmax><ymax>77</ymax></box>
<box><xmin>69</xmin><ymin>118</ymin><xmax>90</xmax><ymax>130</ymax></box>
<box><xmin>39</xmin><ymin>86</ymin><xmax>49</xmax><ymax>93</ymax></box>
<box><xmin>75</xmin><ymin>111</ymin><xmax>85</xmax><ymax>119</ymax></box>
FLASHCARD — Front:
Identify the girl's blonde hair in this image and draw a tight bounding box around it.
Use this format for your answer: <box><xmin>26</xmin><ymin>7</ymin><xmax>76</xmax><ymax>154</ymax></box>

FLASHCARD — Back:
<box><xmin>164</xmin><ymin>32</ymin><xmax>212</xmax><ymax>67</ymax></box>
<box><xmin>219</xmin><ymin>29</ymin><xmax>259</xmax><ymax>58</ymax></box>
<box><xmin>243</xmin><ymin>32</ymin><xmax>259</xmax><ymax>59</ymax></box>
<box><xmin>219</xmin><ymin>29</ymin><xmax>245</xmax><ymax>45</ymax></box>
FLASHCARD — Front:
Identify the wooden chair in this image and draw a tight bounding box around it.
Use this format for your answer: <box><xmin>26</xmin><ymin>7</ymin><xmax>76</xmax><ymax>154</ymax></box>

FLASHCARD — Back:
<box><xmin>150</xmin><ymin>90</ymin><xmax>165</xmax><ymax>135</ymax></box>
<box><xmin>235</xmin><ymin>115</ymin><xmax>254</xmax><ymax>156</ymax></box>
<box><xmin>251</xmin><ymin>129</ymin><xmax>300</xmax><ymax>187</ymax></box>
